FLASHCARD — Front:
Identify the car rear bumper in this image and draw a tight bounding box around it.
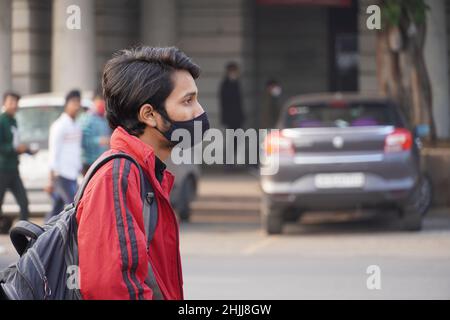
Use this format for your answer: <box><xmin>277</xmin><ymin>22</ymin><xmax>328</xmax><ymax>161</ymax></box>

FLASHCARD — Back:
<box><xmin>260</xmin><ymin>149</ymin><xmax>421</xmax><ymax>210</ymax></box>
<box><xmin>261</xmin><ymin>173</ymin><xmax>418</xmax><ymax>210</ymax></box>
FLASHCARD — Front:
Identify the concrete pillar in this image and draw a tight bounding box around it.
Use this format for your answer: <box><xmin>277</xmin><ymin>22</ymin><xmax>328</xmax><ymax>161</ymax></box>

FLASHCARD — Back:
<box><xmin>425</xmin><ymin>0</ymin><xmax>450</xmax><ymax>138</ymax></box>
<box><xmin>358</xmin><ymin>0</ymin><xmax>378</xmax><ymax>94</ymax></box>
<box><xmin>51</xmin><ymin>0</ymin><xmax>96</xmax><ymax>92</ymax></box>
<box><xmin>0</xmin><ymin>0</ymin><xmax>12</xmax><ymax>95</ymax></box>
<box><xmin>140</xmin><ymin>0</ymin><xmax>177</xmax><ymax>47</ymax></box>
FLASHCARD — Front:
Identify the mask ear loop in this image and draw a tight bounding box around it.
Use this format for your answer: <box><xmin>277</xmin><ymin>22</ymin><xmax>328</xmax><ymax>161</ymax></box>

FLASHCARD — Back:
<box><xmin>151</xmin><ymin>108</ymin><xmax>177</xmax><ymax>146</ymax></box>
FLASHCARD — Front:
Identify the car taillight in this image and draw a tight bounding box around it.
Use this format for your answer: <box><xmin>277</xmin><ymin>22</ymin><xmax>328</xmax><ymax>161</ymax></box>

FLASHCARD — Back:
<box><xmin>264</xmin><ymin>130</ymin><xmax>294</xmax><ymax>156</ymax></box>
<box><xmin>384</xmin><ymin>128</ymin><xmax>413</xmax><ymax>152</ymax></box>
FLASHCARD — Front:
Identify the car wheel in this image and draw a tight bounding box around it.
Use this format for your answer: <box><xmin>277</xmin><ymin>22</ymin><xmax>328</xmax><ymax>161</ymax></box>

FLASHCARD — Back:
<box><xmin>261</xmin><ymin>197</ymin><xmax>284</xmax><ymax>235</ymax></box>
<box><xmin>178</xmin><ymin>176</ymin><xmax>196</xmax><ymax>222</ymax></box>
<box><xmin>401</xmin><ymin>210</ymin><xmax>422</xmax><ymax>231</ymax></box>
<box><xmin>263</xmin><ymin>214</ymin><xmax>284</xmax><ymax>235</ymax></box>
<box><xmin>0</xmin><ymin>216</ymin><xmax>13</xmax><ymax>235</ymax></box>
<box><xmin>401</xmin><ymin>175</ymin><xmax>432</xmax><ymax>231</ymax></box>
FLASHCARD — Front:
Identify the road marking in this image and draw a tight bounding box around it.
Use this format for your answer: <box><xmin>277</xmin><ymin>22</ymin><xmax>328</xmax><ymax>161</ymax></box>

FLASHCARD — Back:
<box><xmin>241</xmin><ymin>237</ymin><xmax>276</xmax><ymax>256</ymax></box>
<box><xmin>0</xmin><ymin>245</ymin><xmax>6</xmax><ymax>255</ymax></box>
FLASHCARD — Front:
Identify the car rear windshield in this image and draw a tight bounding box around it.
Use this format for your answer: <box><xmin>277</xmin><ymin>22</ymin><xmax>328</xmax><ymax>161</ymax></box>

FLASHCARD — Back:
<box><xmin>16</xmin><ymin>106</ymin><xmax>64</xmax><ymax>145</ymax></box>
<box><xmin>284</xmin><ymin>102</ymin><xmax>400</xmax><ymax>129</ymax></box>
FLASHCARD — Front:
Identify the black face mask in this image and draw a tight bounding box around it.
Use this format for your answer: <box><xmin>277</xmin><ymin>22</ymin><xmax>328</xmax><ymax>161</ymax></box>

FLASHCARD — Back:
<box><xmin>156</xmin><ymin>111</ymin><xmax>210</xmax><ymax>148</ymax></box>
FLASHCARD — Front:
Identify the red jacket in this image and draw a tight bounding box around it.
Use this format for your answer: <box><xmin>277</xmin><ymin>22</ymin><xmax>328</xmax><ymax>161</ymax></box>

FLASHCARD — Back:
<box><xmin>76</xmin><ymin>126</ymin><xmax>183</xmax><ymax>300</ymax></box>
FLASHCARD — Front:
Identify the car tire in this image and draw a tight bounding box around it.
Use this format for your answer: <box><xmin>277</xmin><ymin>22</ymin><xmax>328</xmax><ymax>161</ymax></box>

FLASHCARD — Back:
<box><xmin>263</xmin><ymin>214</ymin><xmax>283</xmax><ymax>235</ymax></box>
<box><xmin>401</xmin><ymin>210</ymin><xmax>423</xmax><ymax>231</ymax></box>
<box><xmin>0</xmin><ymin>216</ymin><xmax>13</xmax><ymax>235</ymax></box>
<box><xmin>401</xmin><ymin>174</ymin><xmax>432</xmax><ymax>231</ymax></box>
<box><xmin>178</xmin><ymin>176</ymin><xmax>196</xmax><ymax>222</ymax></box>
<box><xmin>261</xmin><ymin>197</ymin><xmax>284</xmax><ymax>235</ymax></box>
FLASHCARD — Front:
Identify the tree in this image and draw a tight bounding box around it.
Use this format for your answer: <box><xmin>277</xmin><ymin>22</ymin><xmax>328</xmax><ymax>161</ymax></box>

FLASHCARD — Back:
<box><xmin>376</xmin><ymin>0</ymin><xmax>437</xmax><ymax>142</ymax></box>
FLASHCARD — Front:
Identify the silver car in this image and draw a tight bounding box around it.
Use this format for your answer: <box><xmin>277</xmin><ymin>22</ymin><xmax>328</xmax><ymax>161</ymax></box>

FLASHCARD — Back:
<box><xmin>2</xmin><ymin>92</ymin><xmax>199</xmax><ymax>225</ymax></box>
<box><xmin>260</xmin><ymin>93</ymin><xmax>432</xmax><ymax>234</ymax></box>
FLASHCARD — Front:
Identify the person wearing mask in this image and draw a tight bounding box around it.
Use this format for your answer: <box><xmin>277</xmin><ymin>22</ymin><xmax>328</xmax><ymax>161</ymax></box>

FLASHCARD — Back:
<box><xmin>79</xmin><ymin>92</ymin><xmax>111</xmax><ymax>175</ymax></box>
<box><xmin>0</xmin><ymin>91</ymin><xmax>34</xmax><ymax>226</ymax></box>
<box><xmin>75</xmin><ymin>47</ymin><xmax>209</xmax><ymax>299</ymax></box>
<box><xmin>45</xmin><ymin>90</ymin><xmax>82</xmax><ymax>219</ymax></box>
<box><xmin>260</xmin><ymin>79</ymin><xmax>283</xmax><ymax>129</ymax></box>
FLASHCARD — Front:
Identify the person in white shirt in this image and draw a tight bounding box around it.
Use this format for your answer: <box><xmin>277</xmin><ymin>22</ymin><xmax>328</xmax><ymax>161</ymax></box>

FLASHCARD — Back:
<box><xmin>45</xmin><ymin>90</ymin><xmax>82</xmax><ymax>219</ymax></box>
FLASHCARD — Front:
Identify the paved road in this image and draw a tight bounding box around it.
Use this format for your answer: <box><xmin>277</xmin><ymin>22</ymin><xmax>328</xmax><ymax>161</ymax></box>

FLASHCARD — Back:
<box><xmin>1</xmin><ymin>173</ymin><xmax>449</xmax><ymax>299</ymax></box>
<box><xmin>181</xmin><ymin>211</ymin><xmax>450</xmax><ymax>300</ymax></box>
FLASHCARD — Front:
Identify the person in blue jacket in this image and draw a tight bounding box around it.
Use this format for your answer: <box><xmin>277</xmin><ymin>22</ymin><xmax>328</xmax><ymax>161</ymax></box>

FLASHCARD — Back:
<box><xmin>79</xmin><ymin>92</ymin><xmax>111</xmax><ymax>175</ymax></box>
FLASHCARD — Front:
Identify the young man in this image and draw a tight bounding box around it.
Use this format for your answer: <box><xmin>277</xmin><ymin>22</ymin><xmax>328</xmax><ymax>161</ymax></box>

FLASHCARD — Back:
<box><xmin>76</xmin><ymin>47</ymin><xmax>209</xmax><ymax>300</ymax></box>
<box><xmin>0</xmin><ymin>91</ymin><xmax>33</xmax><ymax>222</ymax></box>
<box><xmin>46</xmin><ymin>90</ymin><xmax>82</xmax><ymax>219</ymax></box>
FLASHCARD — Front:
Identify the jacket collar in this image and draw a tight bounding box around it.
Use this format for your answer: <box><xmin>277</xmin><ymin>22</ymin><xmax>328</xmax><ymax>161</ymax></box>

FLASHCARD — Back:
<box><xmin>110</xmin><ymin>126</ymin><xmax>174</xmax><ymax>199</ymax></box>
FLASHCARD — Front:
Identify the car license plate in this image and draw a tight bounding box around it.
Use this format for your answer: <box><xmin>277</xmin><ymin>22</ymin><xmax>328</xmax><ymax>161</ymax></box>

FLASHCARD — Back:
<box><xmin>314</xmin><ymin>173</ymin><xmax>365</xmax><ymax>189</ymax></box>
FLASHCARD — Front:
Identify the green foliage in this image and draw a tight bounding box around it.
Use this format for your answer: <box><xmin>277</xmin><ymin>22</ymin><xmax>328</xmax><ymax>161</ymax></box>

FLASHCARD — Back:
<box><xmin>383</xmin><ymin>0</ymin><xmax>402</xmax><ymax>26</ymax></box>
<box><xmin>382</xmin><ymin>0</ymin><xmax>430</xmax><ymax>27</ymax></box>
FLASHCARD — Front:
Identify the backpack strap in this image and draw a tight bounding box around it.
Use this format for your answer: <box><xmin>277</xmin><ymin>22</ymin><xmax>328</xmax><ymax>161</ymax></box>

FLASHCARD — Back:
<box><xmin>74</xmin><ymin>153</ymin><xmax>147</xmax><ymax>209</ymax></box>
<box><xmin>75</xmin><ymin>152</ymin><xmax>163</xmax><ymax>300</ymax></box>
<box><xmin>141</xmin><ymin>177</ymin><xmax>163</xmax><ymax>300</ymax></box>
<box><xmin>142</xmin><ymin>175</ymin><xmax>158</xmax><ymax>246</ymax></box>
<box><xmin>10</xmin><ymin>221</ymin><xmax>45</xmax><ymax>256</ymax></box>
<box><xmin>74</xmin><ymin>153</ymin><xmax>158</xmax><ymax>244</ymax></box>
<box><xmin>145</xmin><ymin>262</ymin><xmax>164</xmax><ymax>300</ymax></box>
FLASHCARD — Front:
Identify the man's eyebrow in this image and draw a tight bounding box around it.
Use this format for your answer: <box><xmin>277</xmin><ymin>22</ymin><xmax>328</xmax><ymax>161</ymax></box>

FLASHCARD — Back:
<box><xmin>181</xmin><ymin>91</ymin><xmax>197</xmax><ymax>99</ymax></box>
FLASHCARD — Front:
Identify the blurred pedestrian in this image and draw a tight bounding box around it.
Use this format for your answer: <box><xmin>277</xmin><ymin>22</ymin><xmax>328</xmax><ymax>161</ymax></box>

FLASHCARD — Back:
<box><xmin>45</xmin><ymin>89</ymin><xmax>82</xmax><ymax>219</ymax></box>
<box><xmin>219</xmin><ymin>62</ymin><xmax>245</xmax><ymax>167</ymax></box>
<box><xmin>79</xmin><ymin>91</ymin><xmax>111</xmax><ymax>175</ymax></box>
<box><xmin>260</xmin><ymin>79</ymin><xmax>282</xmax><ymax>129</ymax></box>
<box><xmin>0</xmin><ymin>91</ymin><xmax>35</xmax><ymax>222</ymax></box>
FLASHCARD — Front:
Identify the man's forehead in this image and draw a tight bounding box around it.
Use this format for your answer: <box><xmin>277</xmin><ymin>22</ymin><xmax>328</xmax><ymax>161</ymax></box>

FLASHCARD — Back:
<box><xmin>172</xmin><ymin>70</ymin><xmax>198</xmax><ymax>95</ymax></box>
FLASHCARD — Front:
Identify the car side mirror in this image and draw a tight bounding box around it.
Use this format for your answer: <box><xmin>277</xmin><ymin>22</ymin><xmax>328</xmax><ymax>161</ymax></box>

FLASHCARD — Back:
<box><xmin>414</xmin><ymin>124</ymin><xmax>430</xmax><ymax>138</ymax></box>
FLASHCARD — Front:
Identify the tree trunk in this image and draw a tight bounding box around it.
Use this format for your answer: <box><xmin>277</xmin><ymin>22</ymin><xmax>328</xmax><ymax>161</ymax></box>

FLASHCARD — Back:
<box><xmin>376</xmin><ymin>2</ymin><xmax>437</xmax><ymax>142</ymax></box>
<box><xmin>406</xmin><ymin>22</ymin><xmax>437</xmax><ymax>141</ymax></box>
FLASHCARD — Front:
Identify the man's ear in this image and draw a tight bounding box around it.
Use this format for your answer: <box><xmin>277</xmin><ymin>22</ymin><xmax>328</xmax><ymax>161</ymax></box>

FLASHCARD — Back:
<box><xmin>138</xmin><ymin>104</ymin><xmax>157</xmax><ymax>128</ymax></box>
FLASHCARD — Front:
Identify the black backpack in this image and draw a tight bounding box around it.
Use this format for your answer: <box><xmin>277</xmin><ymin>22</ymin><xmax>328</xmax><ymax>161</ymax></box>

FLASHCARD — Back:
<box><xmin>0</xmin><ymin>153</ymin><xmax>163</xmax><ymax>300</ymax></box>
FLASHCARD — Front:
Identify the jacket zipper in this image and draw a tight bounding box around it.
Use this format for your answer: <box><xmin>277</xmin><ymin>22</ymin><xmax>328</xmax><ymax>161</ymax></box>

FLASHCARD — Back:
<box><xmin>158</xmin><ymin>195</ymin><xmax>183</xmax><ymax>299</ymax></box>
<box><xmin>172</xmin><ymin>208</ymin><xmax>183</xmax><ymax>299</ymax></box>
<box><xmin>163</xmin><ymin>179</ymin><xmax>183</xmax><ymax>298</ymax></box>
<box><xmin>145</xmin><ymin>157</ymin><xmax>183</xmax><ymax>299</ymax></box>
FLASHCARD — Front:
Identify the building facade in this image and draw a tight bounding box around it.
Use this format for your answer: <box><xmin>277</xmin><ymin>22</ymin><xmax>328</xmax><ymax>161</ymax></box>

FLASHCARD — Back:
<box><xmin>0</xmin><ymin>0</ymin><xmax>449</xmax><ymax>137</ymax></box>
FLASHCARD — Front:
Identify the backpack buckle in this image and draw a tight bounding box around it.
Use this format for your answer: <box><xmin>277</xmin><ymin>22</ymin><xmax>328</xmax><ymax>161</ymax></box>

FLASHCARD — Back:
<box><xmin>64</xmin><ymin>203</ymin><xmax>75</xmax><ymax>211</ymax></box>
<box><xmin>146</xmin><ymin>192</ymin><xmax>154</xmax><ymax>205</ymax></box>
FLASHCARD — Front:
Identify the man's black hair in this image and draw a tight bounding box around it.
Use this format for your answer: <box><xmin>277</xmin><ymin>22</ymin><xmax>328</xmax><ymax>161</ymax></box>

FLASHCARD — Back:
<box><xmin>225</xmin><ymin>61</ymin><xmax>239</xmax><ymax>72</ymax></box>
<box><xmin>65</xmin><ymin>89</ymin><xmax>81</xmax><ymax>105</ymax></box>
<box><xmin>102</xmin><ymin>46</ymin><xmax>201</xmax><ymax>136</ymax></box>
<box><xmin>266</xmin><ymin>79</ymin><xmax>278</xmax><ymax>87</ymax></box>
<box><xmin>3</xmin><ymin>91</ymin><xmax>21</xmax><ymax>103</ymax></box>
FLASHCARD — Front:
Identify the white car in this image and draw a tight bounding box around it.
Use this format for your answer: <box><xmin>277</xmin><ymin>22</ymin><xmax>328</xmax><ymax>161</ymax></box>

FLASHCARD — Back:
<box><xmin>1</xmin><ymin>92</ymin><xmax>200</xmax><ymax>229</ymax></box>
